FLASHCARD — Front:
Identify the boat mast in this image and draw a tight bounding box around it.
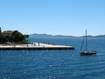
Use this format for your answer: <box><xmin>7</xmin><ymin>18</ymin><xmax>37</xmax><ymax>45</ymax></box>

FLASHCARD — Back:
<box><xmin>85</xmin><ymin>29</ymin><xmax>87</xmax><ymax>51</ymax></box>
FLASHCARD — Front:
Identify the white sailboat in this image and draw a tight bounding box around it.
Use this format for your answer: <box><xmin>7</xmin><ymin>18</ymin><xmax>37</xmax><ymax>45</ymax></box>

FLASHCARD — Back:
<box><xmin>80</xmin><ymin>29</ymin><xmax>96</xmax><ymax>56</ymax></box>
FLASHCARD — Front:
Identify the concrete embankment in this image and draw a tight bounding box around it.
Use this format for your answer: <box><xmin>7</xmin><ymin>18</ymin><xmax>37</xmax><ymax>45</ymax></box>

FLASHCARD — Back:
<box><xmin>0</xmin><ymin>43</ymin><xmax>74</xmax><ymax>50</ymax></box>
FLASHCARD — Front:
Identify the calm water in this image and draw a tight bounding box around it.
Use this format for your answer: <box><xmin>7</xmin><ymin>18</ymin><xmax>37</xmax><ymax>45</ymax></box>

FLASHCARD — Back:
<box><xmin>0</xmin><ymin>38</ymin><xmax>105</xmax><ymax>79</ymax></box>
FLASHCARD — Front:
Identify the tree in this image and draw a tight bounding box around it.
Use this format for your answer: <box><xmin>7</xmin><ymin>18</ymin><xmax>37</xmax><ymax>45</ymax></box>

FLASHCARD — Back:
<box><xmin>0</xmin><ymin>29</ymin><xmax>28</xmax><ymax>44</ymax></box>
<box><xmin>12</xmin><ymin>30</ymin><xmax>26</xmax><ymax>43</ymax></box>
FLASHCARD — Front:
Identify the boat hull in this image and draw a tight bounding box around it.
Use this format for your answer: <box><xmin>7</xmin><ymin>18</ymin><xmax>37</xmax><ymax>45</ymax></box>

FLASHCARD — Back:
<box><xmin>80</xmin><ymin>51</ymin><xmax>96</xmax><ymax>56</ymax></box>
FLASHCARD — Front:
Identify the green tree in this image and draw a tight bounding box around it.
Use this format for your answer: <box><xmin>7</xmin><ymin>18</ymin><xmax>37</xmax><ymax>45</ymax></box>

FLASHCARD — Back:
<box><xmin>12</xmin><ymin>30</ymin><xmax>26</xmax><ymax>43</ymax></box>
<box><xmin>0</xmin><ymin>30</ymin><xmax>28</xmax><ymax>44</ymax></box>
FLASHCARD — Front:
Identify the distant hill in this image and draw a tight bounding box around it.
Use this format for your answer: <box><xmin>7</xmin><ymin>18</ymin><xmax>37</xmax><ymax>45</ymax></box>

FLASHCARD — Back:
<box><xmin>28</xmin><ymin>34</ymin><xmax>105</xmax><ymax>44</ymax></box>
<box><xmin>29</xmin><ymin>33</ymin><xmax>78</xmax><ymax>39</ymax></box>
<box><xmin>29</xmin><ymin>33</ymin><xmax>105</xmax><ymax>39</ymax></box>
<box><xmin>94</xmin><ymin>35</ymin><xmax>105</xmax><ymax>38</ymax></box>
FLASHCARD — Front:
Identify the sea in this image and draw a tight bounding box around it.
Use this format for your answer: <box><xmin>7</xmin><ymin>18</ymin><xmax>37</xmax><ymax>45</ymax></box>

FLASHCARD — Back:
<box><xmin>0</xmin><ymin>37</ymin><xmax>105</xmax><ymax>79</ymax></box>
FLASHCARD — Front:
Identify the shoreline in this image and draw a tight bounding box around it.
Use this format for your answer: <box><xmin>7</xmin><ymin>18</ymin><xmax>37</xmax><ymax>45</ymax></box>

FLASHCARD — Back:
<box><xmin>0</xmin><ymin>43</ymin><xmax>74</xmax><ymax>50</ymax></box>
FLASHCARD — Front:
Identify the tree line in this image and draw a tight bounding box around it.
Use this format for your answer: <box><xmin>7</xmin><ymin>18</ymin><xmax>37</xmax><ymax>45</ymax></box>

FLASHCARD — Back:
<box><xmin>0</xmin><ymin>30</ymin><xmax>29</xmax><ymax>44</ymax></box>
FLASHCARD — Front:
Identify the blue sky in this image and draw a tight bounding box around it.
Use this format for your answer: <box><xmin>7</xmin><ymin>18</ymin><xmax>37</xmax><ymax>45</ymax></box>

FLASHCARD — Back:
<box><xmin>0</xmin><ymin>0</ymin><xmax>105</xmax><ymax>36</ymax></box>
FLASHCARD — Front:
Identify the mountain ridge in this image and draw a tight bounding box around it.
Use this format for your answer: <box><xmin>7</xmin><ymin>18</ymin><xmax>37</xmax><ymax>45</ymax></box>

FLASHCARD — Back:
<box><xmin>29</xmin><ymin>33</ymin><xmax>105</xmax><ymax>38</ymax></box>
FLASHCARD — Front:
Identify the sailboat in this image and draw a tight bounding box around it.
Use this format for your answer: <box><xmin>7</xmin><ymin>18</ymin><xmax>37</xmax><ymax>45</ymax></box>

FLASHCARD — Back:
<box><xmin>80</xmin><ymin>29</ymin><xmax>96</xmax><ymax>56</ymax></box>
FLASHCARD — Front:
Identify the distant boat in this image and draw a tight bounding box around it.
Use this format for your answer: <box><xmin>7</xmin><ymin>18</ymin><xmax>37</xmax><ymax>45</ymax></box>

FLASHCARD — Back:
<box><xmin>80</xmin><ymin>29</ymin><xmax>96</xmax><ymax>56</ymax></box>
